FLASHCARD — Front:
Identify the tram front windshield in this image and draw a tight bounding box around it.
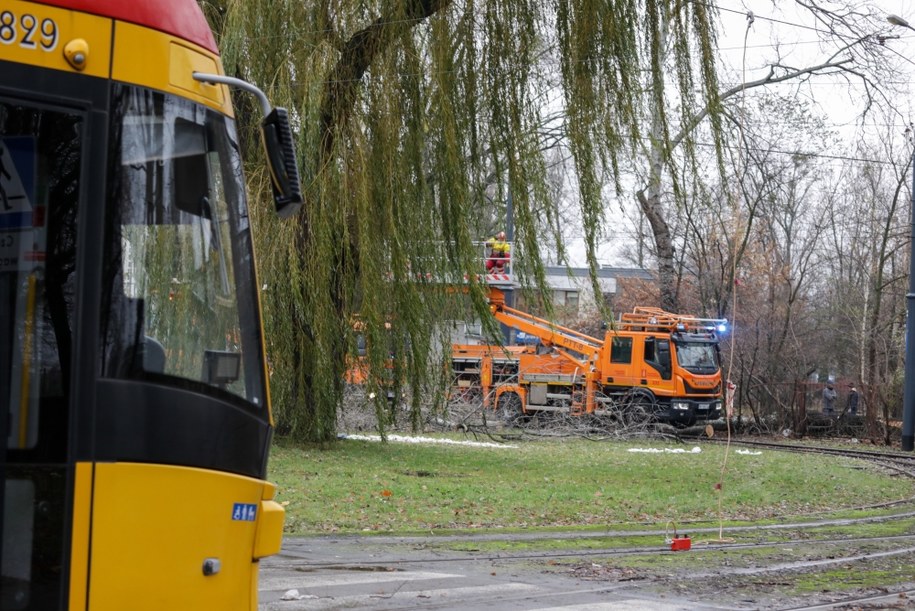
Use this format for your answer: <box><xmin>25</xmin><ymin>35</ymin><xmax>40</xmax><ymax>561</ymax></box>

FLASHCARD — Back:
<box><xmin>100</xmin><ymin>84</ymin><xmax>266</xmax><ymax>408</ymax></box>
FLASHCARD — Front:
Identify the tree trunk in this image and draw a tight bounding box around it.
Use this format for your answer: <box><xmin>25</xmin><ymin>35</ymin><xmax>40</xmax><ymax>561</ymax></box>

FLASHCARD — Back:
<box><xmin>636</xmin><ymin>188</ymin><xmax>678</xmax><ymax>312</ymax></box>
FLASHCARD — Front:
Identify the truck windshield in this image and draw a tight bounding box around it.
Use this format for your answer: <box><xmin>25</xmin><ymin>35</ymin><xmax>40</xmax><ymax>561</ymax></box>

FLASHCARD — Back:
<box><xmin>673</xmin><ymin>340</ymin><xmax>718</xmax><ymax>374</ymax></box>
<box><xmin>99</xmin><ymin>84</ymin><xmax>266</xmax><ymax>408</ymax></box>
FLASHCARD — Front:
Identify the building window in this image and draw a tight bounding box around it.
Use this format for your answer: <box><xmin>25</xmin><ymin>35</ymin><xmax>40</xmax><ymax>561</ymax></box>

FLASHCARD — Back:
<box><xmin>553</xmin><ymin>290</ymin><xmax>580</xmax><ymax>312</ymax></box>
<box><xmin>566</xmin><ymin>291</ymin><xmax>579</xmax><ymax>309</ymax></box>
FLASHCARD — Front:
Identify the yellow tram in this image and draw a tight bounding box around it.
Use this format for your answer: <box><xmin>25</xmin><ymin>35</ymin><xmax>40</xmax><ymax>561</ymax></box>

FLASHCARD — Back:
<box><xmin>1</xmin><ymin>1</ymin><xmax>299</xmax><ymax>608</ymax></box>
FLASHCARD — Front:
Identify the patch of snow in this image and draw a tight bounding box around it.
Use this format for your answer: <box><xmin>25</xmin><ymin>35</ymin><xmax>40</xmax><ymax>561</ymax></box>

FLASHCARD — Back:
<box><xmin>736</xmin><ymin>449</ymin><xmax>762</xmax><ymax>455</ymax></box>
<box><xmin>341</xmin><ymin>433</ymin><xmax>517</xmax><ymax>449</ymax></box>
<box><xmin>628</xmin><ymin>446</ymin><xmax>702</xmax><ymax>454</ymax></box>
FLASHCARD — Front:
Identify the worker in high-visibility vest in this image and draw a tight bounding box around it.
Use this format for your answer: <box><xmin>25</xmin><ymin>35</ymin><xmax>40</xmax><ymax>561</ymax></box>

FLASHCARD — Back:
<box><xmin>486</xmin><ymin>231</ymin><xmax>510</xmax><ymax>272</ymax></box>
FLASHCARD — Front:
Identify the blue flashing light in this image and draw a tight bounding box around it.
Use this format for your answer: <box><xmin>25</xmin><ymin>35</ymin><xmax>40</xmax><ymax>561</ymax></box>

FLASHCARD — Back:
<box><xmin>717</xmin><ymin>322</ymin><xmax>728</xmax><ymax>334</ymax></box>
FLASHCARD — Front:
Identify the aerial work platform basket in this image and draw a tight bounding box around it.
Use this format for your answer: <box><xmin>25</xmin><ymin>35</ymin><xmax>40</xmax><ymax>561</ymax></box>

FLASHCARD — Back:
<box><xmin>477</xmin><ymin>240</ymin><xmax>514</xmax><ymax>287</ymax></box>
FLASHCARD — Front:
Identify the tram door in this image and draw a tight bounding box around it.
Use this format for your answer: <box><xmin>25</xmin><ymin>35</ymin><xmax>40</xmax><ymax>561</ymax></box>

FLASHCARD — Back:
<box><xmin>1</xmin><ymin>95</ymin><xmax>84</xmax><ymax>608</ymax></box>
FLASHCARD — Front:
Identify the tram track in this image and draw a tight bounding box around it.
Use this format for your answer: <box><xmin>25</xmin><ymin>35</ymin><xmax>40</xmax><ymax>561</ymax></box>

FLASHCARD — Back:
<box><xmin>781</xmin><ymin>588</ymin><xmax>915</xmax><ymax>610</ymax></box>
<box><xmin>702</xmin><ymin>436</ymin><xmax>915</xmax><ymax>470</ymax></box>
<box><xmin>275</xmin><ymin>531</ymin><xmax>915</xmax><ymax>570</ymax></box>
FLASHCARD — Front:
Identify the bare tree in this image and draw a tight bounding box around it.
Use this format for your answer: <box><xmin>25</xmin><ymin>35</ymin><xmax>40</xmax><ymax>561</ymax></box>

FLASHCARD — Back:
<box><xmin>819</xmin><ymin>128</ymin><xmax>911</xmax><ymax>440</ymax></box>
<box><xmin>633</xmin><ymin>3</ymin><xmax>898</xmax><ymax>312</ymax></box>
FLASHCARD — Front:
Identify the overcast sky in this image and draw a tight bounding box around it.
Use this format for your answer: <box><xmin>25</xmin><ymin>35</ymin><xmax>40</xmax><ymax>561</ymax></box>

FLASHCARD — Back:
<box><xmin>564</xmin><ymin>0</ymin><xmax>915</xmax><ymax>268</ymax></box>
<box><xmin>718</xmin><ymin>0</ymin><xmax>915</xmax><ymax>132</ymax></box>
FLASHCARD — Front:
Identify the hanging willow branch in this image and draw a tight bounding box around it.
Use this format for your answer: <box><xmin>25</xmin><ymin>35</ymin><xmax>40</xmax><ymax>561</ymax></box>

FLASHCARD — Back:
<box><xmin>320</xmin><ymin>0</ymin><xmax>454</xmax><ymax>158</ymax></box>
<box><xmin>211</xmin><ymin>0</ymin><xmax>724</xmax><ymax>442</ymax></box>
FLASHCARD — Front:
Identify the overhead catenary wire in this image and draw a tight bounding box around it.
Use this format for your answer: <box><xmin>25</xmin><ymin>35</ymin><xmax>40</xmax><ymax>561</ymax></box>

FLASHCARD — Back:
<box><xmin>703</xmin><ymin>1</ymin><xmax>854</xmax><ymax>35</ymax></box>
<box><xmin>690</xmin><ymin>141</ymin><xmax>906</xmax><ymax>166</ymax></box>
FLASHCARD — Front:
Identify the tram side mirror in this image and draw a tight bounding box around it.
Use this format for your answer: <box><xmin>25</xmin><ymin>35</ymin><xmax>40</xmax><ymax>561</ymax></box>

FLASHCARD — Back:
<box><xmin>190</xmin><ymin>73</ymin><xmax>303</xmax><ymax>218</ymax></box>
<box><xmin>261</xmin><ymin>108</ymin><xmax>303</xmax><ymax>219</ymax></box>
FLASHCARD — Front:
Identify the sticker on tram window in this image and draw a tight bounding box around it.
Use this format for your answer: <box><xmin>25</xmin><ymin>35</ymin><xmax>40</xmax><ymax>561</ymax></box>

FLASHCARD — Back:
<box><xmin>232</xmin><ymin>503</ymin><xmax>258</xmax><ymax>522</ymax></box>
<box><xmin>0</xmin><ymin>10</ymin><xmax>59</xmax><ymax>52</ymax></box>
<box><xmin>1</xmin><ymin>137</ymin><xmax>41</xmax><ymax>275</ymax></box>
<box><xmin>0</xmin><ymin>137</ymin><xmax>36</xmax><ymax>216</ymax></box>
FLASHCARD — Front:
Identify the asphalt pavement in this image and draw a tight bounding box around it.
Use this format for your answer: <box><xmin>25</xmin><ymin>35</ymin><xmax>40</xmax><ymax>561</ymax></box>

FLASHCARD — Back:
<box><xmin>258</xmin><ymin>535</ymin><xmax>748</xmax><ymax>611</ymax></box>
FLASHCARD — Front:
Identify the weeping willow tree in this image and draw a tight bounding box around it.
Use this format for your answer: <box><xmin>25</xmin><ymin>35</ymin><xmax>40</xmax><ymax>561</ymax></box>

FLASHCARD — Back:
<box><xmin>202</xmin><ymin>0</ymin><xmax>722</xmax><ymax>442</ymax></box>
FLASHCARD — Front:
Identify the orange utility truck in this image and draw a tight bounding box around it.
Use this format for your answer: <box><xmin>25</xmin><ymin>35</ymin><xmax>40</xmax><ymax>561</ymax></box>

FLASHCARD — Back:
<box><xmin>484</xmin><ymin>289</ymin><xmax>725</xmax><ymax>426</ymax></box>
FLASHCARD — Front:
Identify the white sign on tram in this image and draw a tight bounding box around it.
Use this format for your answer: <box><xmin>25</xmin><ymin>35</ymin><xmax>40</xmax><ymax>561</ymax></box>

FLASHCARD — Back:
<box><xmin>0</xmin><ymin>137</ymin><xmax>38</xmax><ymax>272</ymax></box>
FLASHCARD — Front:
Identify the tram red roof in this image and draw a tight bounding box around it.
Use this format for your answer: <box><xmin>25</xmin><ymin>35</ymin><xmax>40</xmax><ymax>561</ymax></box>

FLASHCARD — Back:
<box><xmin>38</xmin><ymin>0</ymin><xmax>218</xmax><ymax>53</ymax></box>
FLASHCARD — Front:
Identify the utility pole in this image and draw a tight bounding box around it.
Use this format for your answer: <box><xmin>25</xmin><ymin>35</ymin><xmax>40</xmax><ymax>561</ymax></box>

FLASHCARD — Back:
<box><xmin>503</xmin><ymin>192</ymin><xmax>515</xmax><ymax>345</ymax></box>
<box><xmin>888</xmin><ymin>14</ymin><xmax>915</xmax><ymax>451</ymax></box>
<box><xmin>903</xmin><ymin>143</ymin><xmax>915</xmax><ymax>451</ymax></box>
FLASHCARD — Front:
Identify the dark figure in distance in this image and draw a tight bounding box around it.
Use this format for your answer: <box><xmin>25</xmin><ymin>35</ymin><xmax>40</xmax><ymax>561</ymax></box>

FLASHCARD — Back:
<box><xmin>822</xmin><ymin>382</ymin><xmax>837</xmax><ymax>415</ymax></box>
<box><xmin>847</xmin><ymin>385</ymin><xmax>859</xmax><ymax>416</ymax></box>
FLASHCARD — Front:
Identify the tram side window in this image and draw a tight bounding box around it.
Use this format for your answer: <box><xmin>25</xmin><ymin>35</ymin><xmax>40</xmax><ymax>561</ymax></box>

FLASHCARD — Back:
<box><xmin>1</xmin><ymin>99</ymin><xmax>80</xmax><ymax>610</ymax></box>
<box><xmin>100</xmin><ymin>85</ymin><xmax>265</xmax><ymax>407</ymax></box>
<box><xmin>0</xmin><ymin>101</ymin><xmax>80</xmax><ymax>458</ymax></box>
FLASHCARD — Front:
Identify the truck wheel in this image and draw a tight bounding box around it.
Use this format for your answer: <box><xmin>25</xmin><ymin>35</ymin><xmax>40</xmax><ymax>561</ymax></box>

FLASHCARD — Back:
<box><xmin>497</xmin><ymin>393</ymin><xmax>524</xmax><ymax>426</ymax></box>
<box><xmin>622</xmin><ymin>391</ymin><xmax>655</xmax><ymax>426</ymax></box>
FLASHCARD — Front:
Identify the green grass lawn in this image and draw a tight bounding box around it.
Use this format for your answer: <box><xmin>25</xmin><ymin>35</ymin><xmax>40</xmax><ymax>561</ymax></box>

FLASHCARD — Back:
<box><xmin>268</xmin><ymin>436</ymin><xmax>915</xmax><ymax>535</ymax></box>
